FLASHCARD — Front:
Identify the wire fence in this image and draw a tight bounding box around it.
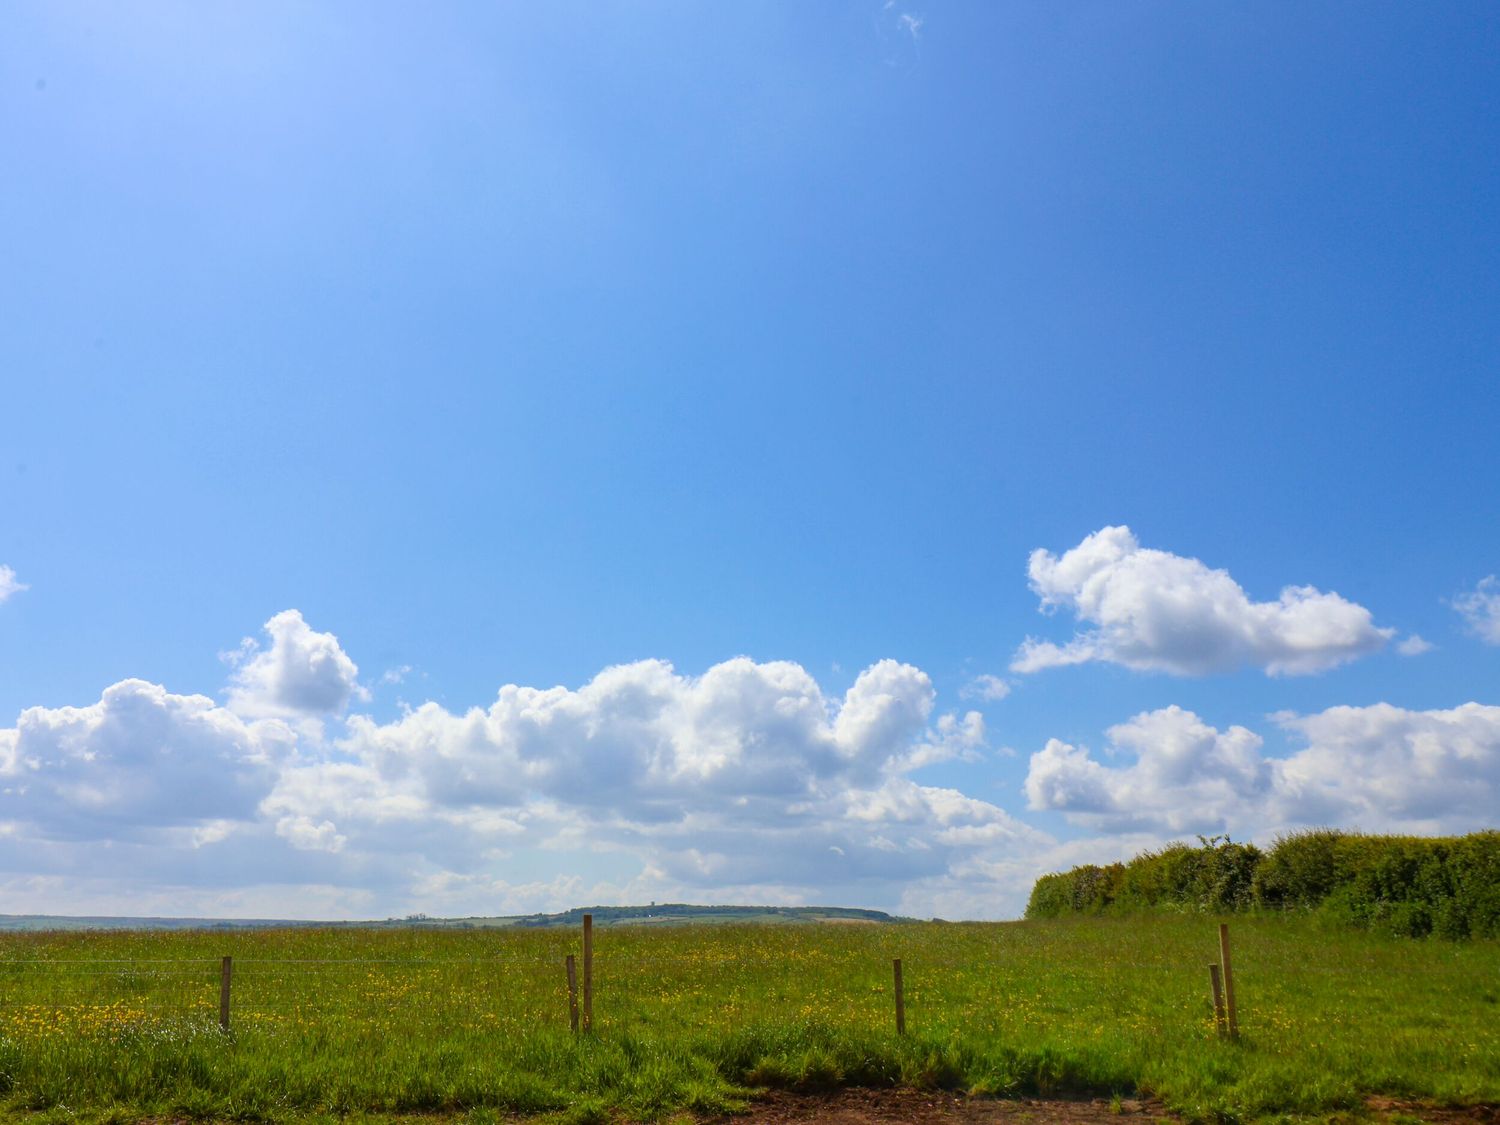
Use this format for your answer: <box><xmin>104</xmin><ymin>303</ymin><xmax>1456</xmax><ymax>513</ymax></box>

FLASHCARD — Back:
<box><xmin>0</xmin><ymin>920</ymin><xmax>1489</xmax><ymax>1046</ymax></box>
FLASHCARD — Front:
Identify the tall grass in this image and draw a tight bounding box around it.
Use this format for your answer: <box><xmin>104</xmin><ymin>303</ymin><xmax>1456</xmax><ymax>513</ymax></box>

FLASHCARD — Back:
<box><xmin>1</xmin><ymin>915</ymin><xmax>1495</xmax><ymax>1122</ymax></box>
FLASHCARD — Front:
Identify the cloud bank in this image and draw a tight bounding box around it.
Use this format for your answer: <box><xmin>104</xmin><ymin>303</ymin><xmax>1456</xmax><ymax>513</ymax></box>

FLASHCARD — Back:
<box><xmin>1025</xmin><ymin>701</ymin><xmax>1500</xmax><ymax>837</ymax></box>
<box><xmin>3</xmin><ymin>596</ymin><xmax>1495</xmax><ymax>921</ymax></box>
<box><xmin>1</xmin><ymin>613</ymin><xmax>1047</xmax><ymax>919</ymax></box>
<box><xmin>1012</xmin><ymin>526</ymin><xmax>1393</xmax><ymax>676</ymax></box>
<box><xmin>261</xmin><ymin>654</ymin><xmax>1038</xmax><ymax>912</ymax></box>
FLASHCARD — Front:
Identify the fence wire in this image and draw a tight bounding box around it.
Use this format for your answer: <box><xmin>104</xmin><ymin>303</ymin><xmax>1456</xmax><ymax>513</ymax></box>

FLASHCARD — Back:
<box><xmin>0</xmin><ymin>953</ymin><xmax>1215</xmax><ymax>1042</ymax></box>
<box><xmin>1</xmin><ymin>933</ymin><xmax>1492</xmax><ymax>1047</ymax></box>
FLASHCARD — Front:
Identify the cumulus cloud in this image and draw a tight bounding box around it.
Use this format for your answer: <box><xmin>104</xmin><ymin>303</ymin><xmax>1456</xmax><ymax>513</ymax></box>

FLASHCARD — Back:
<box><xmin>1026</xmin><ymin>701</ymin><xmax>1500</xmax><ymax>837</ymax></box>
<box><xmin>1397</xmin><ymin>634</ymin><xmax>1435</xmax><ymax>656</ymax></box>
<box><xmin>0</xmin><ymin>622</ymin><xmax>1052</xmax><ymax>919</ymax></box>
<box><xmin>1273</xmin><ymin>702</ymin><xmax>1500</xmax><ymax>831</ymax></box>
<box><xmin>266</xmin><ymin>656</ymin><xmax>1032</xmax><ymax>898</ymax></box>
<box><xmin>0</xmin><ymin>679</ymin><xmax>293</xmax><ymax>841</ymax></box>
<box><xmin>0</xmin><ymin>565</ymin><xmax>26</xmax><ymax>604</ymax></box>
<box><xmin>9</xmin><ymin>596</ymin><xmax>1498</xmax><ymax>923</ymax></box>
<box><xmin>1453</xmin><ymin>576</ymin><xmax>1500</xmax><ymax>645</ymax></box>
<box><xmin>1024</xmin><ymin>706</ymin><xmax>1268</xmax><ymax>833</ymax></box>
<box><xmin>896</xmin><ymin>710</ymin><xmax>986</xmax><ymax>772</ymax></box>
<box><xmin>225</xmin><ymin>609</ymin><xmax>366</xmax><ymax>719</ymax></box>
<box><xmin>21</xmin><ymin>605</ymin><xmax>1488</xmax><ymax>922</ymax></box>
<box><xmin>1012</xmin><ymin>526</ymin><xmax>1394</xmax><ymax>676</ymax></box>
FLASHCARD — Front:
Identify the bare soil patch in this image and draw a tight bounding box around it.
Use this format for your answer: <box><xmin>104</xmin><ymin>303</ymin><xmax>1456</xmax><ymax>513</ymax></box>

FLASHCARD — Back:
<box><xmin>713</xmin><ymin>1089</ymin><xmax>1174</xmax><ymax>1125</ymax></box>
<box><xmin>711</xmin><ymin>1090</ymin><xmax>1500</xmax><ymax>1125</ymax></box>
<box><xmin>1364</xmin><ymin>1096</ymin><xmax>1500</xmax><ymax>1125</ymax></box>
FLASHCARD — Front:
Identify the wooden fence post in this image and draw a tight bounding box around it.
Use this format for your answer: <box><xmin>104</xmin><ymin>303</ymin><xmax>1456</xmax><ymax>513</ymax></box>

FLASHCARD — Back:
<box><xmin>566</xmin><ymin>954</ymin><xmax>580</xmax><ymax>1034</ymax></box>
<box><xmin>1217</xmin><ymin>923</ymin><xmax>1238</xmax><ymax>1040</ymax></box>
<box><xmin>1208</xmin><ymin>963</ymin><xmax>1226</xmax><ymax>1038</ymax></box>
<box><xmin>219</xmin><ymin>956</ymin><xmax>232</xmax><ymax>1032</ymax></box>
<box><xmin>582</xmin><ymin>913</ymin><xmax>594</xmax><ymax>1032</ymax></box>
<box><xmin>892</xmin><ymin>958</ymin><xmax>905</xmax><ymax>1035</ymax></box>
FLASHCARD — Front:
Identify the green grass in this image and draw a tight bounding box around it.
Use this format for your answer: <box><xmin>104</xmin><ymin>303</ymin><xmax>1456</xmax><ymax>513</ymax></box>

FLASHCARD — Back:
<box><xmin>0</xmin><ymin>915</ymin><xmax>1495</xmax><ymax>1123</ymax></box>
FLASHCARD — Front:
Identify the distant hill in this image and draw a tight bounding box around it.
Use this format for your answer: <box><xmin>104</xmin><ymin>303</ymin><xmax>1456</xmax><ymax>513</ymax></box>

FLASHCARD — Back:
<box><xmin>0</xmin><ymin>903</ymin><xmax>910</xmax><ymax>932</ymax></box>
<box><xmin>500</xmin><ymin>903</ymin><xmax>907</xmax><ymax>927</ymax></box>
<box><xmin>0</xmin><ymin>914</ymin><xmax>325</xmax><ymax>932</ymax></box>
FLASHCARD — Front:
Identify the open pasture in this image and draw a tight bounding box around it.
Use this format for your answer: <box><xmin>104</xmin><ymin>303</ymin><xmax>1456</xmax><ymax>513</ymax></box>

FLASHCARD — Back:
<box><xmin>0</xmin><ymin>915</ymin><xmax>1495</xmax><ymax>1123</ymax></box>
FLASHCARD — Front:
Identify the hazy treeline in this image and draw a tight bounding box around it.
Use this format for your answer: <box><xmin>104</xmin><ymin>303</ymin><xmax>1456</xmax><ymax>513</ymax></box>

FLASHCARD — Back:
<box><xmin>1025</xmin><ymin>830</ymin><xmax>1500</xmax><ymax>939</ymax></box>
<box><xmin>509</xmin><ymin>904</ymin><xmax>900</xmax><ymax>927</ymax></box>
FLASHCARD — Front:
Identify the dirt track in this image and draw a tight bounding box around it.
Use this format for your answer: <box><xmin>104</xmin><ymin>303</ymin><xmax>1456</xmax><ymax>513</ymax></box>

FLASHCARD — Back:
<box><xmin>715</xmin><ymin>1090</ymin><xmax>1172</xmax><ymax>1125</ymax></box>
<box><xmin>714</xmin><ymin>1089</ymin><xmax>1500</xmax><ymax>1125</ymax></box>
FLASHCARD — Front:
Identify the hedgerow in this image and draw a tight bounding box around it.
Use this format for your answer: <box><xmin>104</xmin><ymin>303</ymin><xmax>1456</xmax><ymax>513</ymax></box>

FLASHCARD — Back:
<box><xmin>1025</xmin><ymin>829</ymin><xmax>1500</xmax><ymax>938</ymax></box>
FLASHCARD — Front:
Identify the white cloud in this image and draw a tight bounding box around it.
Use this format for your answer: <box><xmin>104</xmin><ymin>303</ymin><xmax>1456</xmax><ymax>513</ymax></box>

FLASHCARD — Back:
<box><xmin>1453</xmin><ymin>576</ymin><xmax>1500</xmax><ymax>645</ymax></box>
<box><xmin>0</xmin><ymin>679</ymin><xmax>293</xmax><ymax>841</ymax></box>
<box><xmin>960</xmin><ymin>674</ymin><xmax>1011</xmax><ymax>702</ymax></box>
<box><xmin>0</xmin><ymin>565</ymin><xmax>26</xmax><ymax>604</ymax></box>
<box><xmin>191</xmin><ymin>820</ymin><xmax>235</xmax><ymax>848</ymax></box>
<box><xmin>10</xmin><ymin>598</ymin><xmax>1496</xmax><ymax>921</ymax></box>
<box><xmin>276</xmin><ymin>815</ymin><xmax>346</xmax><ymax>853</ymax></box>
<box><xmin>7</xmin><ymin>600</ymin><xmax>1496</xmax><ymax>922</ymax></box>
<box><xmin>1397</xmin><ymin>634</ymin><xmax>1435</xmax><ymax>656</ymax></box>
<box><xmin>1024</xmin><ymin>706</ymin><xmax>1268</xmax><ymax>833</ymax></box>
<box><xmin>833</xmin><ymin>659</ymin><xmax>937</xmax><ymax>768</ymax></box>
<box><xmin>894</xmin><ymin>709</ymin><xmax>986</xmax><ymax>772</ymax></box>
<box><xmin>898</xmin><ymin>831</ymin><xmax>1170</xmax><ymax>920</ymax></box>
<box><xmin>270</xmin><ymin>656</ymin><xmax>1036</xmax><ymax>900</ymax></box>
<box><xmin>1273</xmin><ymin>702</ymin><xmax>1500</xmax><ymax>831</ymax></box>
<box><xmin>1012</xmin><ymin>526</ymin><xmax>1394</xmax><ymax>676</ymax></box>
<box><xmin>225</xmin><ymin>609</ymin><xmax>367</xmax><ymax>719</ymax></box>
<box><xmin>1025</xmin><ymin>701</ymin><xmax>1500</xmax><ymax>838</ymax></box>
<box><xmin>0</xmin><ymin>623</ymin><xmax>1054</xmax><ymax>919</ymax></box>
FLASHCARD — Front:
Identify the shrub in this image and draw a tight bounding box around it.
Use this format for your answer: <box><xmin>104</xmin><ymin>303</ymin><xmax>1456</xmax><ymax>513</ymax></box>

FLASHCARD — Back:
<box><xmin>1027</xmin><ymin>829</ymin><xmax>1500</xmax><ymax>939</ymax></box>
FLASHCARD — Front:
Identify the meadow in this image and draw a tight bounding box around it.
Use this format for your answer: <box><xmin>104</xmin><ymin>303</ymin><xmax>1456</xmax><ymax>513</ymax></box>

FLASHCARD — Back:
<box><xmin>0</xmin><ymin>914</ymin><xmax>1495</xmax><ymax>1124</ymax></box>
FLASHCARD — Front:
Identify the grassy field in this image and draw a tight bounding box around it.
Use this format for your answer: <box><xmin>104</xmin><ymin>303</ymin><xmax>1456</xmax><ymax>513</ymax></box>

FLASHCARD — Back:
<box><xmin>0</xmin><ymin>915</ymin><xmax>1495</xmax><ymax>1124</ymax></box>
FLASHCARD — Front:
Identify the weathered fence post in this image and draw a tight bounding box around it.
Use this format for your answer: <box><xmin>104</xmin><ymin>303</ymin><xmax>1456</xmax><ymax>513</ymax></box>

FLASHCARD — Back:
<box><xmin>582</xmin><ymin>913</ymin><xmax>594</xmax><ymax>1032</ymax></box>
<box><xmin>1217</xmin><ymin>923</ymin><xmax>1238</xmax><ymax>1040</ymax></box>
<box><xmin>1208</xmin><ymin>963</ymin><xmax>1227</xmax><ymax>1038</ymax></box>
<box><xmin>892</xmin><ymin>958</ymin><xmax>905</xmax><ymax>1035</ymax></box>
<box><xmin>219</xmin><ymin>955</ymin><xmax>233</xmax><ymax>1032</ymax></box>
<box><xmin>566</xmin><ymin>954</ymin><xmax>580</xmax><ymax>1034</ymax></box>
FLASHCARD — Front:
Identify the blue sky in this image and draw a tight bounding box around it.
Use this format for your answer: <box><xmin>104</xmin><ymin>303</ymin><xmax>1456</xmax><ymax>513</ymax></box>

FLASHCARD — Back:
<box><xmin>2</xmin><ymin>2</ymin><xmax>1498</xmax><ymax>920</ymax></box>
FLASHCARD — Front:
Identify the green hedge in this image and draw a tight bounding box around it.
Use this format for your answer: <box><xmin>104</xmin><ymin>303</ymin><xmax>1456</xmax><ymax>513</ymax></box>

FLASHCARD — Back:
<box><xmin>1025</xmin><ymin>830</ymin><xmax>1500</xmax><ymax>939</ymax></box>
